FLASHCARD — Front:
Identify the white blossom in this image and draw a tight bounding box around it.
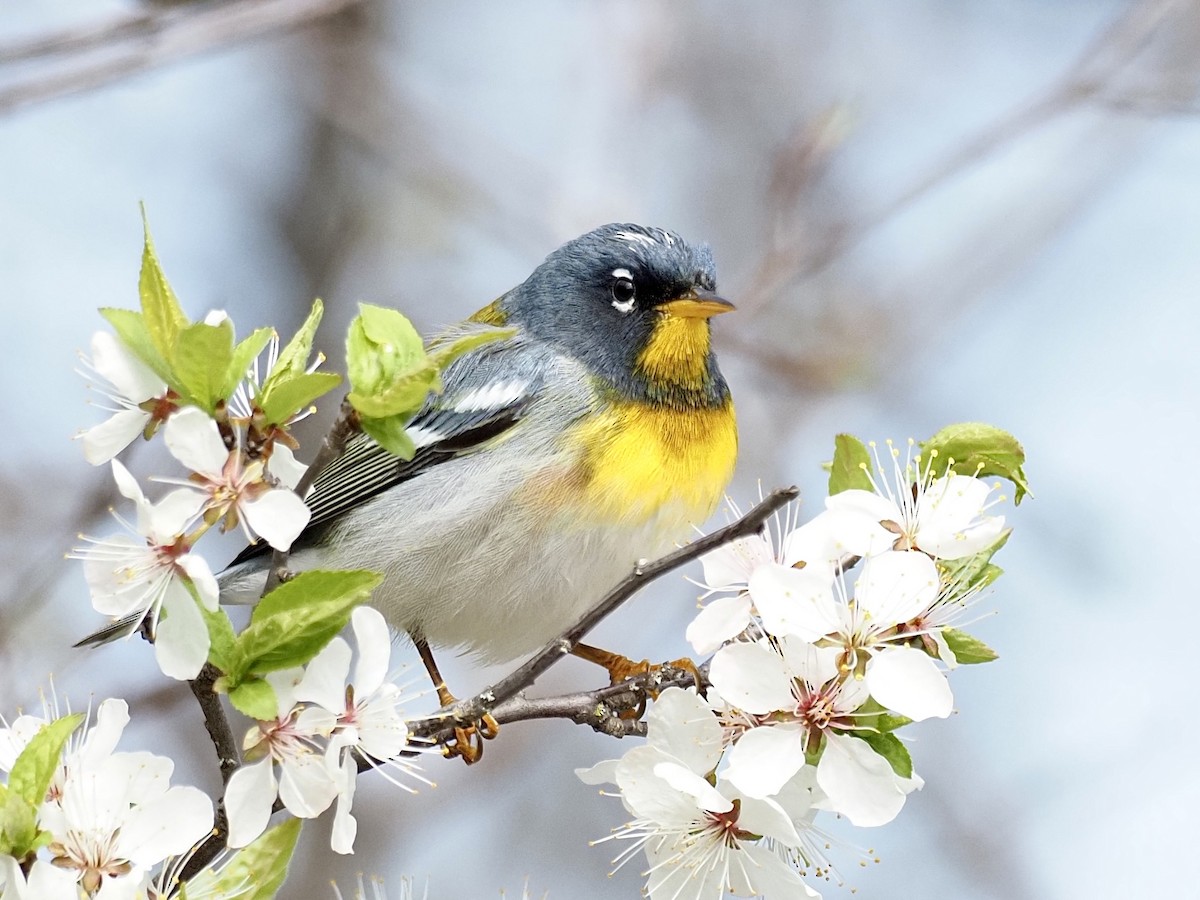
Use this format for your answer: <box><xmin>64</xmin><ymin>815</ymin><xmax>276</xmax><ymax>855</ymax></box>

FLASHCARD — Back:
<box><xmin>224</xmin><ymin>670</ymin><xmax>339</xmax><ymax>849</ymax></box>
<box><xmin>71</xmin><ymin>461</ymin><xmax>216</xmax><ymax>680</ymax></box>
<box><xmin>293</xmin><ymin>607</ymin><xmax>421</xmax><ymax>854</ymax></box>
<box><xmin>78</xmin><ymin>331</ymin><xmax>172</xmax><ymax>465</ymax></box>
<box><xmin>747</xmin><ymin>551</ymin><xmax>953</xmax><ymax>722</ymax></box>
<box><xmin>161</xmin><ymin>407</ymin><xmax>310</xmax><ymax>551</ymax></box>
<box><xmin>826</xmin><ymin>439</ymin><xmax>1005</xmax><ymax>560</ymax></box>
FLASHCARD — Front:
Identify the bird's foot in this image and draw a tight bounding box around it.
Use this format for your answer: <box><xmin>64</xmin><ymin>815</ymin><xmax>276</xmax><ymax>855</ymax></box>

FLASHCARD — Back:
<box><xmin>442</xmin><ymin>711</ymin><xmax>500</xmax><ymax>765</ymax></box>
<box><xmin>572</xmin><ymin>643</ymin><xmax>701</xmax><ymax>718</ymax></box>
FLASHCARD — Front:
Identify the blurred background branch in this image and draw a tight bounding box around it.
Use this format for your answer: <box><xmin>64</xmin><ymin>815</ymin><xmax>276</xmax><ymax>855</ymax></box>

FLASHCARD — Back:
<box><xmin>0</xmin><ymin>0</ymin><xmax>366</xmax><ymax>114</ymax></box>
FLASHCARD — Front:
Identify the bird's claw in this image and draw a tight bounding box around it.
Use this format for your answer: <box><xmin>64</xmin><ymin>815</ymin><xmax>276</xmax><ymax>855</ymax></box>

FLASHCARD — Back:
<box><xmin>441</xmin><ymin>712</ymin><xmax>500</xmax><ymax>765</ymax></box>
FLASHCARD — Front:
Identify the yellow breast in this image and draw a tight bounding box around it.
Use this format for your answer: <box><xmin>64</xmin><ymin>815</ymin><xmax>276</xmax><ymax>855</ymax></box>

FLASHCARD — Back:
<box><xmin>568</xmin><ymin>395</ymin><xmax>738</xmax><ymax>526</ymax></box>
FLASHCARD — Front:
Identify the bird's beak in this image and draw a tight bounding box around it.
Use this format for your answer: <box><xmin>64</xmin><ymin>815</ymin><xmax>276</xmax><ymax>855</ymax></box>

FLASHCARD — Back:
<box><xmin>660</xmin><ymin>290</ymin><xmax>736</xmax><ymax>319</ymax></box>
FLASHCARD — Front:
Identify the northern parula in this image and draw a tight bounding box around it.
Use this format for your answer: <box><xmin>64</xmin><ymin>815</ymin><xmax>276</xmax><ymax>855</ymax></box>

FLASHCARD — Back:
<box><xmin>222</xmin><ymin>222</ymin><xmax>738</xmax><ymax>669</ymax></box>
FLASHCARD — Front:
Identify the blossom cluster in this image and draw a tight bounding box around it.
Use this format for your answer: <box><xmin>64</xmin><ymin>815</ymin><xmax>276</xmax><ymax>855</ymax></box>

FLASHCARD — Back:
<box><xmin>223</xmin><ymin>605</ymin><xmax>424</xmax><ymax>854</ymax></box>
<box><xmin>580</xmin><ymin>441</ymin><xmax>1010</xmax><ymax>899</ymax></box>
<box><xmin>0</xmin><ymin>696</ymin><xmax>213</xmax><ymax>900</ymax></box>
<box><xmin>74</xmin><ymin>324</ymin><xmax>312</xmax><ymax>681</ymax></box>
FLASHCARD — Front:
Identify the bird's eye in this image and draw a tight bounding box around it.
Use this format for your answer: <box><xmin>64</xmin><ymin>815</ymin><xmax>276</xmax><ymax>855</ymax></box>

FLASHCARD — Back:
<box><xmin>610</xmin><ymin>270</ymin><xmax>636</xmax><ymax>313</ymax></box>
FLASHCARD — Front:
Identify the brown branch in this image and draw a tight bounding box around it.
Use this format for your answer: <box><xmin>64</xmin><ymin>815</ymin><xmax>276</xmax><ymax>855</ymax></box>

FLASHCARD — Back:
<box><xmin>0</xmin><ymin>0</ymin><xmax>366</xmax><ymax>116</ymax></box>
<box><xmin>263</xmin><ymin>396</ymin><xmax>360</xmax><ymax>594</ymax></box>
<box><xmin>180</xmin><ymin>662</ymin><xmax>239</xmax><ymax>882</ymax></box>
<box><xmin>406</xmin><ymin>486</ymin><xmax>799</xmax><ymax>744</ymax></box>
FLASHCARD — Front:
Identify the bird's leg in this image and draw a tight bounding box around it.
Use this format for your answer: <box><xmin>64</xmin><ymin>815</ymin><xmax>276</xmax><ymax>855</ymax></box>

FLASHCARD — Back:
<box><xmin>572</xmin><ymin>642</ymin><xmax>701</xmax><ymax>715</ymax></box>
<box><xmin>413</xmin><ymin>635</ymin><xmax>498</xmax><ymax>764</ymax></box>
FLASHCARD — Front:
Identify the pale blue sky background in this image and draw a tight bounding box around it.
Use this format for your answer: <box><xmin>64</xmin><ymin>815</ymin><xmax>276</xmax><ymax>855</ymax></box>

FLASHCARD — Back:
<box><xmin>2</xmin><ymin>2</ymin><xmax>1197</xmax><ymax>898</ymax></box>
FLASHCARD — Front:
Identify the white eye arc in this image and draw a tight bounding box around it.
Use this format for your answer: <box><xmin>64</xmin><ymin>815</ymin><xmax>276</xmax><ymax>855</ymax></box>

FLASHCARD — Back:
<box><xmin>610</xmin><ymin>268</ymin><xmax>636</xmax><ymax>313</ymax></box>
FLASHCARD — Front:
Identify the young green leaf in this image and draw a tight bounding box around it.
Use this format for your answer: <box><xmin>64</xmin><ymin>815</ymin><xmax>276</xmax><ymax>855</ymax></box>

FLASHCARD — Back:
<box><xmin>941</xmin><ymin>627</ymin><xmax>999</xmax><ymax>664</ymax></box>
<box><xmin>1</xmin><ymin>714</ymin><xmax>83</xmax><ymax>857</ymax></box>
<box><xmin>172</xmin><ymin>321</ymin><xmax>235</xmax><ymax>413</ymax></box>
<box><xmin>223</xmin><ymin>327</ymin><xmax>275</xmax><ymax>403</ymax></box>
<box><xmin>346</xmin><ymin>304</ymin><xmax>437</xmax><ymax>420</ymax></box>
<box><xmin>937</xmin><ymin>529</ymin><xmax>1010</xmax><ymax>594</ymax></box>
<box><xmin>852</xmin><ymin>730</ymin><xmax>913</xmax><ymax>779</ymax></box>
<box><xmin>228</xmin><ymin>678</ymin><xmax>280</xmax><ymax>721</ymax></box>
<box><xmin>258</xmin><ymin>371</ymin><xmax>342</xmax><ymax>426</ymax></box>
<box><xmin>854</xmin><ymin>697</ymin><xmax>912</xmax><ymax>734</ymax></box>
<box><xmin>200</xmin><ymin>603</ymin><xmax>238</xmax><ymax>674</ymax></box>
<box><xmin>828</xmin><ymin>433</ymin><xmax>874</xmax><ymax>495</ymax></box>
<box><xmin>922</xmin><ymin>422</ymin><xmax>1031</xmax><ymax>504</ymax></box>
<box><xmin>266</xmin><ymin>299</ymin><xmax>325</xmax><ymax>388</ymax></box>
<box><xmin>229</xmin><ymin>570</ymin><xmax>383</xmax><ymax>680</ymax></box>
<box><xmin>426</xmin><ymin>326</ymin><xmax>514</xmax><ymax>371</ymax></box>
<box><xmin>99</xmin><ymin>307</ymin><xmax>174</xmax><ymax>384</ymax></box>
<box><xmin>359</xmin><ymin>413</ymin><xmax>417</xmax><ymax>459</ymax></box>
<box><xmin>6</xmin><ymin>714</ymin><xmax>83</xmax><ymax>810</ymax></box>
<box><xmin>187</xmin><ymin>818</ymin><xmax>302</xmax><ymax>900</ymax></box>
<box><xmin>138</xmin><ymin>210</ymin><xmax>189</xmax><ymax>362</ymax></box>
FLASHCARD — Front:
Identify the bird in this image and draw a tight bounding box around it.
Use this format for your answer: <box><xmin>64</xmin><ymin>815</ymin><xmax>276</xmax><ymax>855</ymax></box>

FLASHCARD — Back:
<box><xmin>90</xmin><ymin>223</ymin><xmax>739</xmax><ymax>760</ymax></box>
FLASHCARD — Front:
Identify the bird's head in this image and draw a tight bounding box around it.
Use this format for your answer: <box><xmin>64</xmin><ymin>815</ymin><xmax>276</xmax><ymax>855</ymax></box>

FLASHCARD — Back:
<box><xmin>497</xmin><ymin>223</ymin><xmax>733</xmax><ymax>406</ymax></box>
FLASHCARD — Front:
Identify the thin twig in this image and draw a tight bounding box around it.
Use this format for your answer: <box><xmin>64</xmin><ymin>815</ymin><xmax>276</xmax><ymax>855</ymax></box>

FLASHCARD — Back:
<box><xmin>262</xmin><ymin>396</ymin><xmax>360</xmax><ymax>594</ymax></box>
<box><xmin>181</xmin><ymin>662</ymin><xmax>239</xmax><ymax>882</ymax></box>
<box><xmin>406</xmin><ymin>486</ymin><xmax>799</xmax><ymax>742</ymax></box>
<box><xmin>0</xmin><ymin>0</ymin><xmax>366</xmax><ymax>116</ymax></box>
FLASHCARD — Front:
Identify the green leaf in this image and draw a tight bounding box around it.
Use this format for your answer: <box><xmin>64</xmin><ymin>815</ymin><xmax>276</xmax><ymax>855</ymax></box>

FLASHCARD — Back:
<box><xmin>258</xmin><ymin>372</ymin><xmax>342</xmax><ymax>426</ymax></box>
<box><xmin>228</xmin><ymin>678</ymin><xmax>279</xmax><ymax>721</ymax></box>
<box><xmin>1</xmin><ymin>714</ymin><xmax>83</xmax><ymax>857</ymax></box>
<box><xmin>852</xmin><ymin>730</ymin><xmax>913</xmax><ymax>779</ymax></box>
<box><xmin>7</xmin><ymin>714</ymin><xmax>82</xmax><ymax>809</ymax></box>
<box><xmin>139</xmin><ymin>208</ymin><xmax>189</xmax><ymax>361</ymax></box>
<box><xmin>266</xmin><ymin>299</ymin><xmax>325</xmax><ymax>388</ymax></box>
<box><xmin>100</xmin><ymin>307</ymin><xmax>175</xmax><ymax>385</ymax></box>
<box><xmin>426</xmin><ymin>326</ymin><xmax>514</xmax><ymax>370</ymax></box>
<box><xmin>0</xmin><ymin>792</ymin><xmax>38</xmax><ymax>858</ymax></box>
<box><xmin>828</xmin><ymin>433</ymin><xmax>874</xmax><ymax>495</ymax></box>
<box><xmin>922</xmin><ymin>422</ymin><xmax>1031</xmax><ymax>504</ymax></box>
<box><xmin>223</xmin><ymin>327</ymin><xmax>275</xmax><ymax>403</ymax></box>
<box><xmin>350</xmin><ymin>367</ymin><xmax>440</xmax><ymax>420</ymax></box>
<box><xmin>853</xmin><ymin>697</ymin><xmax>912</xmax><ymax>733</ymax></box>
<box><xmin>937</xmin><ymin>529</ymin><xmax>1010</xmax><ymax>595</ymax></box>
<box><xmin>941</xmin><ymin>627</ymin><xmax>999</xmax><ymax>665</ymax></box>
<box><xmin>346</xmin><ymin>303</ymin><xmax>439</xmax><ymax>420</ymax></box>
<box><xmin>200</xmin><ymin>603</ymin><xmax>238</xmax><ymax>673</ymax></box>
<box><xmin>188</xmin><ymin>818</ymin><xmax>302</xmax><ymax>900</ymax></box>
<box><xmin>359</xmin><ymin>413</ymin><xmax>417</xmax><ymax>459</ymax></box>
<box><xmin>230</xmin><ymin>570</ymin><xmax>382</xmax><ymax>680</ymax></box>
<box><xmin>172</xmin><ymin>321</ymin><xmax>235</xmax><ymax>413</ymax></box>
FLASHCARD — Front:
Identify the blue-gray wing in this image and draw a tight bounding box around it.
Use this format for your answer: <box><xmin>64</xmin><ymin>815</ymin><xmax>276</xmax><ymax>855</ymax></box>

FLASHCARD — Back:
<box><xmin>227</xmin><ymin>328</ymin><xmax>551</xmax><ymax>567</ymax></box>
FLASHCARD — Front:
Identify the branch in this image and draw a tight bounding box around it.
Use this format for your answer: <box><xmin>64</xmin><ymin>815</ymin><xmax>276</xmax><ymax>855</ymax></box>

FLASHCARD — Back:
<box><xmin>0</xmin><ymin>0</ymin><xmax>366</xmax><ymax>116</ymax></box>
<box><xmin>406</xmin><ymin>486</ymin><xmax>799</xmax><ymax>743</ymax></box>
<box><xmin>263</xmin><ymin>396</ymin><xmax>360</xmax><ymax>594</ymax></box>
<box><xmin>181</xmin><ymin>662</ymin><xmax>240</xmax><ymax>882</ymax></box>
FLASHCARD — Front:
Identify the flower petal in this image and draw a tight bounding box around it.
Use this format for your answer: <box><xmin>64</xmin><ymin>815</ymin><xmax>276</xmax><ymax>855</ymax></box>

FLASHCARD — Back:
<box><xmin>866</xmin><ymin>646</ymin><xmax>953</xmax><ymax>721</ymax></box>
<box><xmin>225</xmin><ymin>759</ymin><xmax>277</xmax><ymax>848</ymax></box>
<box><xmin>817</xmin><ymin>731</ymin><xmax>906</xmax><ymax>827</ymax></box>
<box><xmin>178</xmin><ymin>553</ymin><xmax>219</xmax><ymax>611</ymax></box>
<box><xmin>652</xmin><ymin>761</ymin><xmax>732</xmax><ymax>814</ymax></box>
<box><xmin>685</xmin><ymin>592</ymin><xmax>752</xmax><ymax>655</ymax></box>
<box><xmin>268</xmin><ymin>444</ymin><xmax>309</xmax><ymax>491</ymax></box>
<box><xmin>295</xmin><ymin>637</ymin><xmax>352</xmax><ymax>713</ymax></box>
<box><xmin>82</xmin><ymin>408</ymin><xmax>152</xmax><ymax>465</ymax></box>
<box><xmin>856</xmin><ymin>551</ymin><xmax>939</xmax><ymax>626</ymax></box>
<box><xmin>330</xmin><ymin>754</ymin><xmax>358</xmax><ymax>854</ymax></box>
<box><xmin>699</xmin><ymin>533</ymin><xmax>771</xmax><ymax>591</ymax></box>
<box><xmin>724</xmin><ymin>724</ymin><xmax>805</xmax><ymax>798</ymax></box>
<box><xmin>750</xmin><ymin>562</ymin><xmax>839</xmax><ymax>641</ymax></box>
<box><xmin>119</xmin><ymin>784</ymin><xmax>214</xmax><ymax>867</ymax></box>
<box><xmin>164</xmin><ymin>407</ymin><xmax>229</xmax><ymax>476</ymax></box>
<box><xmin>351</xmin><ymin>606</ymin><xmax>392</xmax><ymax>695</ymax></box>
<box><xmin>709</xmin><ymin>641</ymin><xmax>795</xmax><ymax>715</ymax></box>
<box><xmin>645</xmin><ymin>688</ymin><xmax>723</xmax><ymax>775</ymax></box>
<box><xmin>241</xmin><ymin>489</ymin><xmax>310</xmax><ymax>551</ymax></box>
<box><xmin>278</xmin><ymin>752</ymin><xmax>338</xmax><ymax>818</ymax></box>
<box><xmin>154</xmin><ymin>577</ymin><xmax>210</xmax><ymax>680</ymax></box>
<box><xmin>91</xmin><ymin>331</ymin><xmax>163</xmax><ymax>402</ymax></box>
